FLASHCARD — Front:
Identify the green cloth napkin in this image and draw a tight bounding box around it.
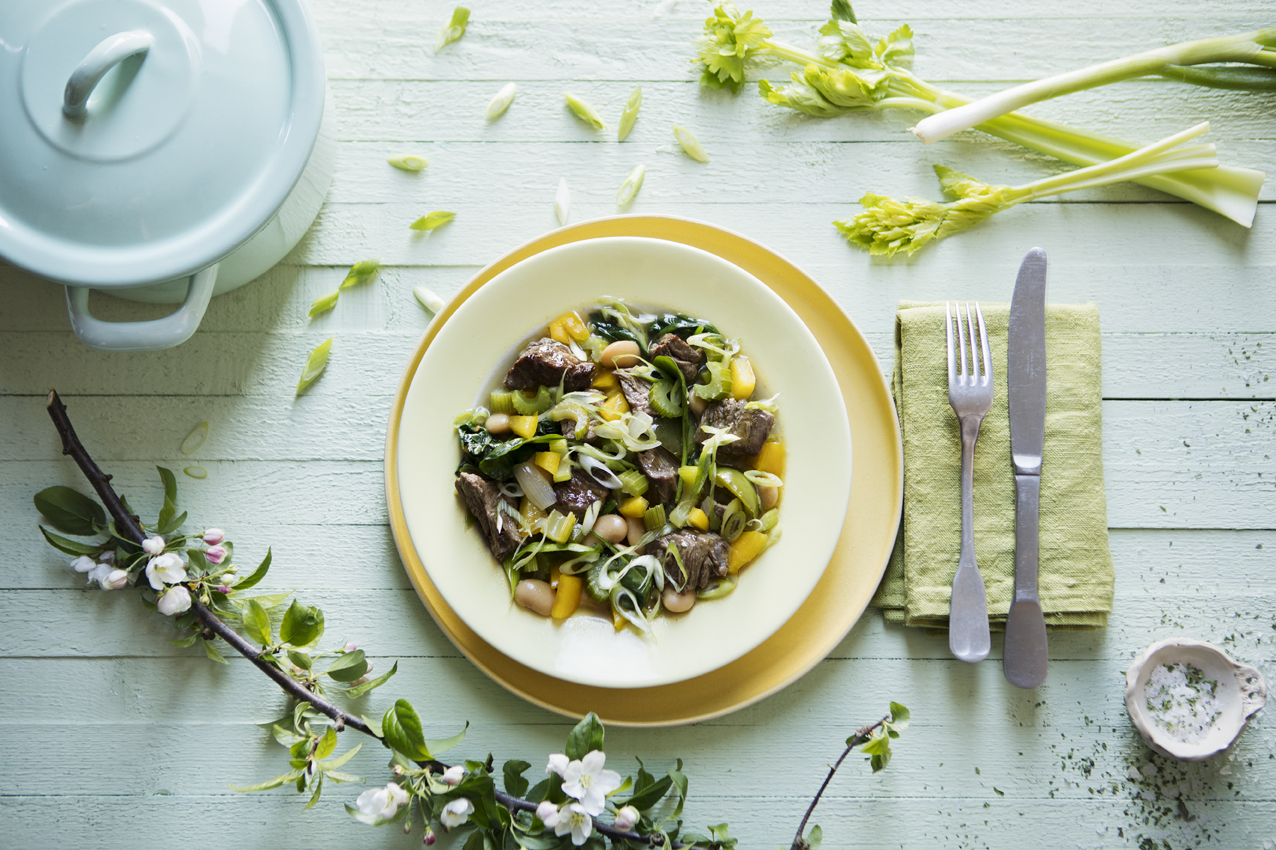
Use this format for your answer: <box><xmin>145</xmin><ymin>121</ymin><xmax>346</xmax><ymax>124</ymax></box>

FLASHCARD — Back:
<box><xmin>871</xmin><ymin>301</ymin><xmax>1114</xmax><ymax>629</ymax></box>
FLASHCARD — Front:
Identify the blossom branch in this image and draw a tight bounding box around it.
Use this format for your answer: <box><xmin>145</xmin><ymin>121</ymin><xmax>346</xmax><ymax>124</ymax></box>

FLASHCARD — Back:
<box><xmin>789</xmin><ymin>716</ymin><xmax>889</xmax><ymax>850</ymax></box>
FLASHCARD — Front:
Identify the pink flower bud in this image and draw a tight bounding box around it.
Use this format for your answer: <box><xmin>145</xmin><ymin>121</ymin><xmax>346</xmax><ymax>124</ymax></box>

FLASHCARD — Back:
<box><xmin>614</xmin><ymin>805</ymin><xmax>639</xmax><ymax>831</ymax></box>
<box><xmin>202</xmin><ymin>528</ymin><xmax>226</xmax><ymax>545</ymax></box>
<box><xmin>205</xmin><ymin>544</ymin><xmax>228</xmax><ymax>565</ymax></box>
<box><xmin>441</xmin><ymin>765</ymin><xmax>464</xmax><ymax>786</ymax></box>
<box><xmin>536</xmin><ymin>800</ymin><xmax>561</xmax><ymax>828</ymax></box>
<box><xmin>424</xmin><ymin>828</ymin><xmax>436</xmax><ymax>846</ymax></box>
<box><xmin>344</xmin><ymin>642</ymin><xmax>358</xmax><ymax>653</ymax></box>
<box><xmin>142</xmin><ymin>536</ymin><xmax>166</xmax><ymax>555</ymax></box>
<box><xmin>100</xmin><ymin>569</ymin><xmax>129</xmax><ymax>590</ymax></box>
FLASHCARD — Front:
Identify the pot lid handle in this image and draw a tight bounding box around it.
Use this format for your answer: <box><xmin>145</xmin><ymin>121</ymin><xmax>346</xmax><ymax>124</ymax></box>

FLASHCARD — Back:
<box><xmin>63</xmin><ymin>30</ymin><xmax>154</xmax><ymax>121</ymax></box>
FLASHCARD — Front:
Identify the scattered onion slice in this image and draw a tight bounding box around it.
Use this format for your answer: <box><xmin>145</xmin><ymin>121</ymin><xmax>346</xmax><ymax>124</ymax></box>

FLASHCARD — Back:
<box><xmin>578</xmin><ymin>455</ymin><xmax>624</xmax><ymax>490</ymax></box>
<box><xmin>181</xmin><ymin>421</ymin><xmax>208</xmax><ymax>455</ymax></box>
<box><xmin>514</xmin><ymin>460</ymin><xmax>557</xmax><ymax>511</ymax></box>
<box><xmin>183</xmin><ymin>466</ymin><xmax>208</xmax><ymax>480</ymax></box>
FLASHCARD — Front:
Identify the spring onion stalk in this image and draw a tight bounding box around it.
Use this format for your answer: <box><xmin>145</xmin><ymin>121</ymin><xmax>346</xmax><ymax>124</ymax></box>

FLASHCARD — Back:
<box><xmin>913</xmin><ymin>30</ymin><xmax>1276</xmax><ymax>144</ymax></box>
<box><xmin>673</xmin><ymin>125</ymin><xmax>709</xmax><ymax>162</ymax></box>
<box><xmin>514</xmin><ymin>461</ymin><xmax>557</xmax><ymax>512</ymax></box>
<box><xmin>409</xmin><ymin>211</ymin><xmax>456</xmax><ymax>231</ymax></box>
<box><xmin>387</xmin><ymin>155</ymin><xmax>428</xmax><ymax>172</ymax></box>
<box><xmin>296</xmin><ymin>338</ymin><xmax>332</xmax><ymax>395</ymax></box>
<box><xmin>413</xmin><ymin>285</ymin><xmax>445</xmax><ymax>314</ymax></box>
<box><xmin>340</xmin><ymin>259</ymin><xmax>380</xmax><ymax>290</ymax></box>
<box><xmin>308</xmin><ymin>290</ymin><xmax>339</xmax><ymax>317</ymax></box>
<box><xmin>578</xmin><ymin>455</ymin><xmax>625</xmax><ymax>490</ymax></box>
<box><xmin>555</xmin><ymin>178</ymin><xmax>571</xmax><ymax>226</ymax></box>
<box><xmin>564</xmin><ymin>94</ymin><xmax>605</xmax><ymax>130</ymax></box>
<box><xmin>435</xmin><ymin>6</ymin><xmax>469</xmax><ymax>53</ymax></box>
<box><xmin>618</xmin><ymin>86</ymin><xmax>642</xmax><ymax>141</ymax></box>
<box><xmin>180</xmin><ymin>421</ymin><xmax>208</xmax><ymax>455</ymax></box>
<box><xmin>617</xmin><ymin>163</ymin><xmax>645</xmax><ymax>207</ymax></box>
<box><xmin>837</xmin><ymin>122</ymin><xmax>1220</xmax><ymax>256</ymax></box>
<box><xmin>486</xmin><ymin>83</ymin><xmax>517</xmax><ymax>120</ymax></box>
<box><xmin>694</xmin><ymin>2</ymin><xmax>1267</xmax><ymax>227</ymax></box>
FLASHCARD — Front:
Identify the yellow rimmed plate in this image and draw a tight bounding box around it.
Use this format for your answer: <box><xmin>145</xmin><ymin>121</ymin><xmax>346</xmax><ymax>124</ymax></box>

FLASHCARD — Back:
<box><xmin>385</xmin><ymin>215</ymin><xmax>902</xmax><ymax>726</ymax></box>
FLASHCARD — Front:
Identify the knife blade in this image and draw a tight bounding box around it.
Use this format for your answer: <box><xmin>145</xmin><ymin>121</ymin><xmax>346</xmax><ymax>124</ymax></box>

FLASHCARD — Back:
<box><xmin>1004</xmin><ymin>247</ymin><xmax>1049</xmax><ymax>688</ymax></box>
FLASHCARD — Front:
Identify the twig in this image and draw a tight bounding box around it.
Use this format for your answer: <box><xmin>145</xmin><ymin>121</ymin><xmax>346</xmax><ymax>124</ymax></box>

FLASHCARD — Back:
<box><xmin>789</xmin><ymin>716</ymin><xmax>889</xmax><ymax>850</ymax></box>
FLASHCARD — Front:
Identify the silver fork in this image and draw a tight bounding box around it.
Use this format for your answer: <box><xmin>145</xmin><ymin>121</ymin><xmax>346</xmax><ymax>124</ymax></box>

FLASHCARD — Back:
<box><xmin>946</xmin><ymin>302</ymin><xmax>993</xmax><ymax>663</ymax></box>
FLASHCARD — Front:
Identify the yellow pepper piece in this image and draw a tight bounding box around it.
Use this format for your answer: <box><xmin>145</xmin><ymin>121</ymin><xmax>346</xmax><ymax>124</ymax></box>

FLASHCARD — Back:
<box><xmin>550</xmin><ymin>565</ymin><xmax>561</xmax><ymax>589</ymax></box>
<box><xmin>687</xmin><ymin>507</ymin><xmax>709</xmax><ymax>531</ymax></box>
<box><xmin>553</xmin><ymin>311</ymin><xmax>590</xmax><ymax>342</ymax></box>
<box><xmin>730</xmin><ymin>355</ymin><xmax>756</xmax><ymax>400</ymax></box>
<box><xmin>598</xmin><ymin>392</ymin><xmax>630</xmax><ymax>422</ymax></box>
<box><xmin>618</xmin><ymin>495</ymin><xmax>649</xmax><ymax>519</ymax></box>
<box><xmin>612</xmin><ymin>604</ymin><xmax>626</xmax><ymax>632</ymax></box>
<box><xmin>678</xmin><ymin>466</ymin><xmax>698</xmax><ymax>488</ymax></box>
<box><xmin>519</xmin><ymin>497</ymin><xmax>548</xmax><ymax>533</ymax></box>
<box><xmin>591</xmin><ymin>370</ymin><xmax>619</xmax><ymax>392</ymax></box>
<box><xmin>728</xmin><ymin>530</ymin><xmax>768</xmax><ymax>574</ymax></box>
<box><xmin>533</xmin><ymin>451</ymin><xmax>561</xmax><ymax>477</ymax></box>
<box><xmin>551</xmin><ymin>574</ymin><xmax>583</xmax><ymax>619</ymax></box>
<box><xmin>509</xmin><ymin>415</ymin><xmax>539</xmax><ymax>439</ymax></box>
<box><xmin>548</xmin><ymin>321</ymin><xmax>570</xmax><ymax>345</ymax></box>
<box><xmin>754</xmin><ymin>441</ymin><xmax>785</xmax><ymax>477</ymax></box>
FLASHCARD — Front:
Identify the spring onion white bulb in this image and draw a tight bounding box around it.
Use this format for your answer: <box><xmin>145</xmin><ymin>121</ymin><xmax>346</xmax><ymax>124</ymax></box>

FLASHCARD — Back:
<box><xmin>554</xmin><ymin>178</ymin><xmax>571</xmax><ymax>226</ymax></box>
<box><xmin>486</xmin><ymin>83</ymin><xmax>517</xmax><ymax>120</ymax></box>
<box><xmin>514</xmin><ymin>460</ymin><xmax>557</xmax><ymax>511</ymax></box>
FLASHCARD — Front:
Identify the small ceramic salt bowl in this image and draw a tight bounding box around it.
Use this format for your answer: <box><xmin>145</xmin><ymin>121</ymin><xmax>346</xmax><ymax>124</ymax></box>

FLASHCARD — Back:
<box><xmin>1124</xmin><ymin>638</ymin><xmax>1267</xmax><ymax>761</ymax></box>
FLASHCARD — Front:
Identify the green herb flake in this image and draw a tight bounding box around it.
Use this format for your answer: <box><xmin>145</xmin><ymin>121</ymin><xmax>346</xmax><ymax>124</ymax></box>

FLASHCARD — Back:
<box><xmin>180</xmin><ymin>421</ymin><xmax>208</xmax><ymax>455</ymax></box>
<box><xmin>486</xmin><ymin>83</ymin><xmax>517</xmax><ymax>120</ymax></box>
<box><xmin>409</xmin><ymin>211</ymin><xmax>456</xmax><ymax>231</ymax></box>
<box><xmin>297</xmin><ymin>338</ymin><xmax>333</xmax><ymax>395</ymax></box>
<box><xmin>340</xmin><ymin>259</ymin><xmax>381</xmax><ymax>290</ymax></box>
<box><xmin>618</xmin><ymin>86</ymin><xmax>642</xmax><ymax>141</ymax></box>
<box><xmin>308</xmin><ymin>290</ymin><xmax>340</xmax><ymax>317</ymax></box>
<box><xmin>673</xmin><ymin>125</ymin><xmax>709</xmax><ymax>162</ymax></box>
<box><xmin>387</xmin><ymin>154</ymin><xmax>428</xmax><ymax>172</ymax></box>
<box><xmin>617</xmin><ymin>163</ymin><xmax>646</xmax><ymax>207</ymax></box>
<box><xmin>184</xmin><ymin>466</ymin><xmax>208</xmax><ymax>479</ymax></box>
<box><xmin>435</xmin><ymin>6</ymin><xmax>469</xmax><ymax>53</ymax></box>
<box><xmin>564</xmin><ymin>93</ymin><xmax>605</xmax><ymax>130</ymax></box>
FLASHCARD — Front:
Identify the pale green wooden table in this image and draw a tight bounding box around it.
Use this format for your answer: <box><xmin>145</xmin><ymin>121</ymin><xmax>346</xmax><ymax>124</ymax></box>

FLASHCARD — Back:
<box><xmin>2</xmin><ymin>1</ymin><xmax>1275</xmax><ymax>847</ymax></box>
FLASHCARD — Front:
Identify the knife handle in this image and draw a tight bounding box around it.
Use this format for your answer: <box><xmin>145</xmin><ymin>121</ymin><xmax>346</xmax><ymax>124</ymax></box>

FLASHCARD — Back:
<box><xmin>1004</xmin><ymin>473</ymin><xmax>1048</xmax><ymax>688</ymax></box>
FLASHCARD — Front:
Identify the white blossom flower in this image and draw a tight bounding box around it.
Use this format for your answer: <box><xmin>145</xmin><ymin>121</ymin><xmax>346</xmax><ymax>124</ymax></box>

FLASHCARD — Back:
<box><xmin>100</xmin><ymin>568</ymin><xmax>129</xmax><ymax>590</ymax></box>
<box><xmin>555</xmin><ymin>801</ymin><xmax>593</xmax><ymax>846</ymax></box>
<box><xmin>142</xmin><ymin>536</ymin><xmax>166</xmax><ymax>555</ymax></box>
<box><xmin>71</xmin><ymin>555</ymin><xmax>96</xmax><ymax>573</ymax></box>
<box><xmin>441</xmin><ymin>765</ymin><xmax>464</xmax><ymax>786</ymax></box>
<box><xmin>546</xmin><ymin>752</ymin><xmax>569</xmax><ymax>778</ymax></box>
<box><xmin>202</xmin><ymin>528</ymin><xmax>226</xmax><ymax>545</ymax></box>
<box><xmin>157</xmin><ymin>586</ymin><xmax>192</xmax><ymax>616</ymax></box>
<box><xmin>205</xmin><ymin>544</ymin><xmax>229</xmax><ymax>565</ymax></box>
<box><xmin>85</xmin><ymin>562</ymin><xmax>113</xmax><ymax>586</ymax></box>
<box><xmin>561</xmin><ymin>750</ymin><xmax>622</xmax><ymax>817</ymax></box>
<box><xmin>440</xmin><ymin>796</ymin><xmax>474</xmax><ymax>828</ymax></box>
<box><xmin>146</xmin><ymin>552</ymin><xmax>186</xmax><ymax>589</ymax></box>
<box><xmin>614</xmin><ymin>805</ymin><xmax>639</xmax><ymax>831</ymax></box>
<box><xmin>536</xmin><ymin>799</ymin><xmax>561</xmax><ymax>828</ymax></box>
<box><xmin>98</xmin><ymin>550</ymin><xmax>114</xmax><ymax>565</ymax></box>
<box><xmin>356</xmin><ymin>782</ymin><xmax>410</xmax><ymax>821</ymax></box>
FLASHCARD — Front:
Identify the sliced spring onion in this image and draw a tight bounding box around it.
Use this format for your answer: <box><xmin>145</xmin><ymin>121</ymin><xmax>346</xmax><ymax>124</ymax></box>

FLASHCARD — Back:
<box><xmin>744</xmin><ymin>469</ymin><xmax>783</xmax><ymax>488</ymax></box>
<box><xmin>340</xmin><ymin>259</ymin><xmax>381</xmax><ymax>290</ymax></box>
<box><xmin>616</xmin><ymin>163</ymin><xmax>646</xmax><ymax>207</ymax></box>
<box><xmin>668</xmin><ymin>499</ymin><xmax>695</xmax><ymax>528</ymax></box>
<box><xmin>413</xmin><ymin>285</ymin><xmax>445</xmax><ymax>314</ymax></box>
<box><xmin>410</xmin><ymin>211</ymin><xmax>456</xmax><ymax>231</ymax></box>
<box><xmin>578</xmin><ymin>455</ymin><xmax>624</xmax><ymax>490</ymax></box>
<box><xmin>183</xmin><ymin>466</ymin><xmax>208</xmax><ymax>480</ymax></box>
<box><xmin>643</xmin><ymin>504</ymin><xmax>666</xmax><ymax>532</ymax></box>
<box><xmin>486</xmin><ymin>83</ymin><xmax>517</xmax><ymax>120</ymax></box>
<box><xmin>580</xmin><ymin>500</ymin><xmax>602</xmax><ymax>537</ymax></box>
<box><xmin>618</xmin><ymin>86</ymin><xmax>642</xmax><ymax>141</ymax></box>
<box><xmin>720</xmin><ymin>500</ymin><xmax>747</xmax><ymax>542</ymax></box>
<box><xmin>543</xmin><ymin>510</ymin><xmax>577</xmax><ymax>544</ymax></box>
<box><xmin>296</xmin><ymin>338</ymin><xmax>332</xmax><ymax>395</ymax></box>
<box><xmin>489</xmin><ymin>390</ymin><xmax>516</xmax><ymax>414</ymax></box>
<box><xmin>555</xmin><ymin>178</ymin><xmax>571</xmax><ymax>226</ymax></box>
<box><xmin>759</xmin><ymin>508</ymin><xmax>780</xmax><ymax>532</ymax></box>
<box><xmin>435</xmin><ymin>6</ymin><xmax>470</xmax><ymax>53</ymax></box>
<box><xmin>617</xmin><ymin>469</ymin><xmax>649</xmax><ymax>498</ymax></box>
<box><xmin>308</xmin><ymin>290</ymin><xmax>339</xmax><ymax>317</ymax></box>
<box><xmin>514</xmin><ymin>461</ymin><xmax>557</xmax><ymax>511</ymax></box>
<box><xmin>673</xmin><ymin>125</ymin><xmax>709</xmax><ymax>162</ymax></box>
<box><xmin>697</xmin><ymin>577</ymin><xmax>737</xmax><ymax>601</ymax></box>
<box><xmin>387</xmin><ymin>155</ymin><xmax>428</xmax><ymax>171</ymax></box>
<box><xmin>180</xmin><ymin>421</ymin><xmax>208</xmax><ymax>455</ymax></box>
<box><xmin>564</xmin><ymin>93</ymin><xmax>605</xmax><ymax>130</ymax></box>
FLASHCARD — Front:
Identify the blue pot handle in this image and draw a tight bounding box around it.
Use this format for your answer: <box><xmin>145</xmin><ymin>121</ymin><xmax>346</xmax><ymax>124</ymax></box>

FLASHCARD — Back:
<box><xmin>65</xmin><ymin>265</ymin><xmax>217</xmax><ymax>351</ymax></box>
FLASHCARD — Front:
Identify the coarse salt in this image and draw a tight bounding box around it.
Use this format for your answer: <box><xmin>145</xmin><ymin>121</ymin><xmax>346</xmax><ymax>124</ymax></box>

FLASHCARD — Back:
<box><xmin>1144</xmin><ymin>662</ymin><xmax>1222</xmax><ymax>744</ymax></box>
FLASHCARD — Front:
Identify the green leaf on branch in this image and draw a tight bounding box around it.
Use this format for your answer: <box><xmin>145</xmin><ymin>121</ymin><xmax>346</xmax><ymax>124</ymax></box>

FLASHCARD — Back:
<box><xmin>625</xmin><ymin>757</ymin><xmax>673</xmax><ymax>811</ymax></box>
<box><xmin>203</xmin><ymin>640</ymin><xmax>229</xmax><ymax>664</ymax></box>
<box><xmin>34</xmin><ymin>486</ymin><xmax>106</xmax><ymax>536</ymax></box>
<box><xmin>667</xmin><ymin>759</ymin><xmax>689</xmax><ymax>823</ymax></box>
<box><xmin>316</xmin><ymin>726</ymin><xmax>338</xmax><ymax>760</ymax></box>
<box><xmin>271</xmin><ymin>724</ymin><xmax>304</xmax><ymax>747</ymax></box>
<box><xmin>169</xmin><ymin>633</ymin><xmax>199</xmax><ymax>648</ymax></box>
<box><xmin>423</xmin><ymin>721</ymin><xmax>468</xmax><ymax>756</ymax></box>
<box><xmin>287</xmin><ymin>649</ymin><xmax>313</xmax><ymax>671</ymax></box>
<box><xmin>155</xmin><ymin>510</ymin><xmax>187</xmax><ymax>537</ymax></box>
<box><xmin>887</xmin><ymin>701</ymin><xmax>911</xmax><ymax>735</ymax></box>
<box><xmin>244</xmin><ymin>599</ymin><xmax>273</xmax><ymax>646</ymax></box>
<box><xmin>279</xmin><ymin>599</ymin><xmax>324</xmax><ymax>647</ymax></box>
<box><xmin>859</xmin><ymin>729</ymin><xmax>892</xmax><ymax>772</ymax></box>
<box><xmin>230</xmin><ymin>768</ymin><xmax>304</xmax><ymax>792</ymax></box>
<box><xmin>805</xmin><ymin>824</ymin><xmax>824</xmax><ymax>849</ymax></box>
<box><xmin>234</xmin><ymin>548</ymin><xmax>272</xmax><ymax>591</ymax></box>
<box><xmin>830</xmin><ymin>0</ymin><xmax>856</xmax><ymax>23</ymax></box>
<box><xmin>39</xmin><ymin>526</ymin><xmax>101</xmax><ymax>556</ymax></box>
<box><xmin>304</xmin><ymin>772</ymin><xmax>323</xmax><ymax>810</ymax></box>
<box><xmin>344</xmin><ymin>660</ymin><xmax>398</xmax><ymax>698</ymax></box>
<box><xmin>318</xmin><ymin>742</ymin><xmax>363</xmax><ymax>773</ymax></box>
<box><xmin>382</xmin><ymin>699</ymin><xmax>429</xmax><ymax>759</ymax></box>
<box><xmin>156</xmin><ymin>467</ymin><xmax>178</xmax><ymax>530</ymax></box>
<box><xmin>503</xmin><ymin>759</ymin><xmax>531</xmax><ymax>797</ymax></box>
<box><xmin>460</xmin><ymin>830</ymin><xmax>486</xmax><ymax>850</ymax></box>
<box><xmin>564</xmin><ymin>711</ymin><xmax>605</xmax><ymax>759</ymax></box>
<box><xmin>324</xmin><ymin>649</ymin><xmax>367</xmax><ymax>682</ymax></box>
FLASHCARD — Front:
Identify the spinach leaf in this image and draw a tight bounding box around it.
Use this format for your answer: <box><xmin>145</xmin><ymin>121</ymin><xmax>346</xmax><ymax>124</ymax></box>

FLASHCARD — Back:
<box><xmin>457</xmin><ymin>423</ymin><xmax>499</xmax><ymax>461</ymax></box>
<box><xmin>589</xmin><ymin>317</ymin><xmax>642</xmax><ymax>347</ymax></box>
<box><xmin>478</xmin><ymin>434</ymin><xmax>561</xmax><ymax>479</ymax></box>
<box><xmin>648</xmin><ymin>312</ymin><xmax>718</xmax><ymax>340</ymax></box>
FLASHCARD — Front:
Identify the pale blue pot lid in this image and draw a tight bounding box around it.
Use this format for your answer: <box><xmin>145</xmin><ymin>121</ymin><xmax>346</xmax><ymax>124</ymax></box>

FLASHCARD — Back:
<box><xmin>0</xmin><ymin>0</ymin><xmax>326</xmax><ymax>288</ymax></box>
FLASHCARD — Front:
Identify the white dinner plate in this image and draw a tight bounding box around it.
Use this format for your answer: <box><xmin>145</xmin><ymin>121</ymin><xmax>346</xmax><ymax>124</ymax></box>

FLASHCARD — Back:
<box><xmin>397</xmin><ymin>236</ymin><xmax>851</xmax><ymax>688</ymax></box>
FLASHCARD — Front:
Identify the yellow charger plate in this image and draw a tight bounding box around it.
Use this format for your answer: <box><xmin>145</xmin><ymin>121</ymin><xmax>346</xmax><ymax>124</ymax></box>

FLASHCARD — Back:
<box><xmin>385</xmin><ymin>215</ymin><xmax>902</xmax><ymax>727</ymax></box>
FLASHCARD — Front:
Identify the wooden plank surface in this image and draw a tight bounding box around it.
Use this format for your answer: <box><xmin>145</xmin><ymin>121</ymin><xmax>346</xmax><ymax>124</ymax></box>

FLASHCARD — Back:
<box><xmin>1</xmin><ymin>0</ymin><xmax>1274</xmax><ymax>848</ymax></box>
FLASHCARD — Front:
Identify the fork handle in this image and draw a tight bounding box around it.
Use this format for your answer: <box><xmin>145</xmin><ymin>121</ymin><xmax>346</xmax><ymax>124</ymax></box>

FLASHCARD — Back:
<box><xmin>950</xmin><ymin>415</ymin><xmax>991</xmax><ymax>663</ymax></box>
<box><xmin>1004</xmin><ymin>473</ymin><xmax>1049</xmax><ymax>687</ymax></box>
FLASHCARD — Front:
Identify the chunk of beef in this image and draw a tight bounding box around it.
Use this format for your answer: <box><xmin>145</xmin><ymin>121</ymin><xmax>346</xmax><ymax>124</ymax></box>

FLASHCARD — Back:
<box><xmin>455</xmin><ymin>472</ymin><xmax>526</xmax><ymax>561</ymax></box>
<box><xmin>504</xmin><ymin>338</ymin><xmax>595</xmax><ymax>392</ymax></box>
<box><xmin>617</xmin><ymin>374</ymin><xmax>655</xmax><ymax>417</ymax></box>
<box><xmin>553</xmin><ymin>467</ymin><xmax>610</xmax><ymax>520</ymax></box>
<box><xmin>642</xmin><ymin>529</ymin><xmax>729</xmax><ymax>591</ymax></box>
<box><xmin>649</xmin><ymin>333</ymin><xmax>703</xmax><ymax>383</ymax></box>
<box><xmin>559</xmin><ymin>416</ymin><xmax>598</xmax><ymax>443</ymax></box>
<box><xmin>695</xmin><ymin>398</ymin><xmax>775</xmax><ymax>458</ymax></box>
<box><xmin>635</xmin><ymin>445</ymin><xmax>679</xmax><ymax>506</ymax></box>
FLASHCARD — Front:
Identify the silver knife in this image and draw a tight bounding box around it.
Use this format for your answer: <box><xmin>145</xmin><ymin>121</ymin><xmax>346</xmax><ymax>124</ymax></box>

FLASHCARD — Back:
<box><xmin>1004</xmin><ymin>247</ymin><xmax>1049</xmax><ymax>688</ymax></box>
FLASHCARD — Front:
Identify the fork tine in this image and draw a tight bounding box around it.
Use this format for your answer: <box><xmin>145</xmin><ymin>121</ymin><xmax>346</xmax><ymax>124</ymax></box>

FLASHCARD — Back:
<box><xmin>957</xmin><ymin>303</ymin><xmax>968</xmax><ymax>378</ymax></box>
<box><xmin>975</xmin><ymin>302</ymin><xmax>992</xmax><ymax>380</ymax></box>
<box><xmin>945</xmin><ymin>302</ymin><xmax>955</xmax><ymax>382</ymax></box>
<box><xmin>965</xmin><ymin>303</ymin><xmax>979</xmax><ymax>381</ymax></box>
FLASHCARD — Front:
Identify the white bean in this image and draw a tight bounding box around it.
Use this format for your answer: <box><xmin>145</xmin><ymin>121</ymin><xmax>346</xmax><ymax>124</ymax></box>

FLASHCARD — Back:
<box><xmin>759</xmin><ymin>485</ymin><xmax>780</xmax><ymax>511</ymax></box>
<box><xmin>663</xmin><ymin>586</ymin><xmax>697</xmax><ymax>613</ymax></box>
<box><xmin>689</xmin><ymin>394</ymin><xmax>708</xmax><ymax>418</ymax></box>
<box><xmin>514</xmin><ymin>579</ymin><xmax>555</xmax><ymax>616</ymax></box>
<box><xmin>593</xmin><ymin>514</ymin><xmax>628</xmax><ymax>545</ymax></box>
<box><xmin>486</xmin><ymin>412</ymin><xmax>511</xmax><ymax>435</ymax></box>
<box><xmin>626</xmin><ymin>517</ymin><xmax>646</xmax><ymax>547</ymax></box>
<box><xmin>601</xmin><ymin>340</ymin><xmax>641</xmax><ymax>369</ymax></box>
